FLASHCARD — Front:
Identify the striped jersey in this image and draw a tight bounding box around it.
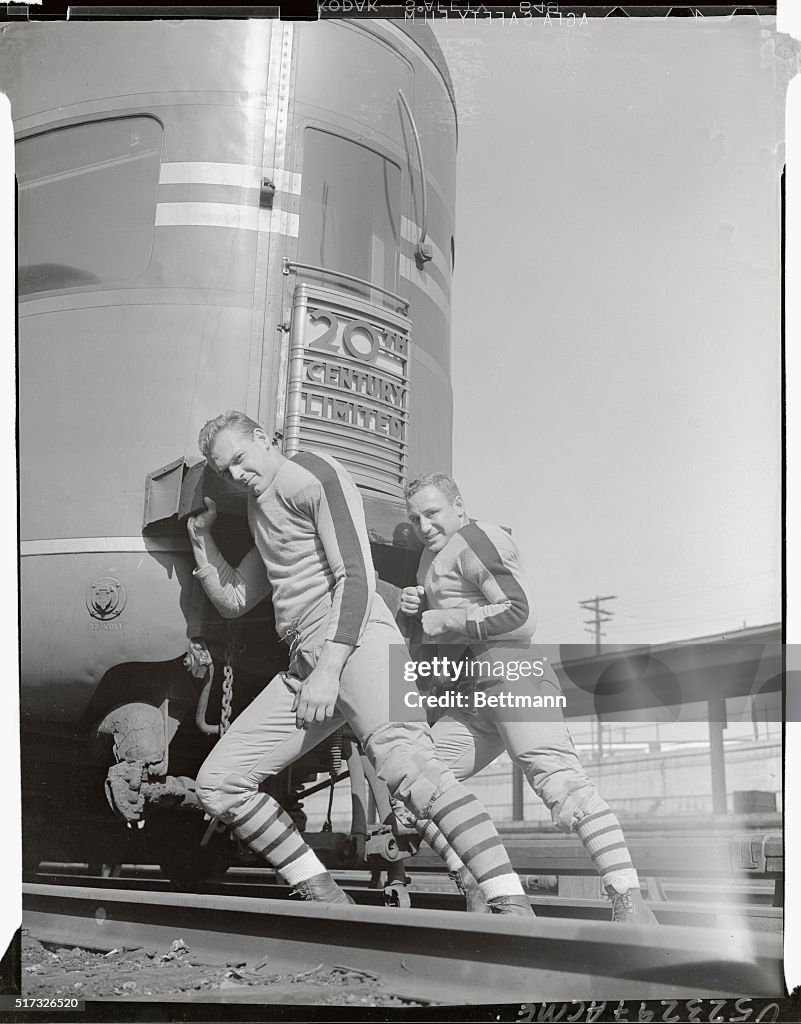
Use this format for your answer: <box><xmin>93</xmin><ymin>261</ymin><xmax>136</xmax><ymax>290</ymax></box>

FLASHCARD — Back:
<box><xmin>417</xmin><ymin>521</ymin><xmax>536</xmax><ymax>648</ymax></box>
<box><xmin>194</xmin><ymin>450</ymin><xmax>380</xmax><ymax>647</ymax></box>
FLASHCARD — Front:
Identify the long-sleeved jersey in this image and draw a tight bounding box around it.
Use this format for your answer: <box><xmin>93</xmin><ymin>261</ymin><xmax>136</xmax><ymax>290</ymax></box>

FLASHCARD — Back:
<box><xmin>194</xmin><ymin>451</ymin><xmax>378</xmax><ymax>647</ymax></box>
<box><xmin>417</xmin><ymin>521</ymin><xmax>536</xmax><ymax>651</ymax></box>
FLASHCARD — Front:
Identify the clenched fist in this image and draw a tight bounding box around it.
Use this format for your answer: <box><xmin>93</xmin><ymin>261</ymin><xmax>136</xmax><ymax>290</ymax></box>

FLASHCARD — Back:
<box><xmin>187</xmin><ymin>497</ymin><xmax>217</xmax><ymax>541</ymax></box>
<box><xmin>400</xmin><ymin>585</ymin><xmax>426</xmax><ymax>616</ymax></box>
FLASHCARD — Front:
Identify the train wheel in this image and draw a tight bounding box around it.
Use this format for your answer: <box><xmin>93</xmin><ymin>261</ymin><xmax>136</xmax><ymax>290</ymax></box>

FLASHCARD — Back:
<box><xmin>150</xmin><ymin>814</ymin><xmax>233</xmax><ymax>890</ymax></box>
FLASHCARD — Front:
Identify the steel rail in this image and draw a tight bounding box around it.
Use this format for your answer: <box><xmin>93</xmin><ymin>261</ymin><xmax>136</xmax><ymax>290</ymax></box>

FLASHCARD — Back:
<box><xmin>27</xmin><ymin>871</ymin><xmax>782</xmax><ymax>932</ymax></box>
<box><xmin>409</xmin><ymin>833</ymin><xmax>784</xmax><ymax>878</ymax></box>
<box><xmin>23</xmin><ymin>883</ymin><xmax>782</xmax><ymax>1003</ymax></box>
<box><xmin>496</xmin><ymin>812</ymin><xmax>783</xmax><ymax>835</ymax></box>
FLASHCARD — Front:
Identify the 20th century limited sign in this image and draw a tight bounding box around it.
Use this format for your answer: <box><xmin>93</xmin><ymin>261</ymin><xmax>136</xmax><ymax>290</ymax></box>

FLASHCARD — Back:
<box><xmin>285</xmin><ymin>285</ymin><xmax>411</xmax><ymax>496</ymax></box>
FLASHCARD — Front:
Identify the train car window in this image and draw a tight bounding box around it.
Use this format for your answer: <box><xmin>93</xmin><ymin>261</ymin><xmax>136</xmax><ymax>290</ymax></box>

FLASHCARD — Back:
<box><xmin>16</xmin><ymin>116</ymin><xmax>162</xmax><ymax>296</ymax></box>
<box><xmin>298</xmin><ymin>129</ymin><xmax>400</xmax><ymax>304</ymax></box>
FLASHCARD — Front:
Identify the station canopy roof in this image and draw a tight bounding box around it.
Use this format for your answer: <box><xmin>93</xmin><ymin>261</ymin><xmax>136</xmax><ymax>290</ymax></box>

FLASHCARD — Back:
<box><xmin>552</xmin><ymin>623</ymin><xmax>782</xmax><ymax>720</ymax></box>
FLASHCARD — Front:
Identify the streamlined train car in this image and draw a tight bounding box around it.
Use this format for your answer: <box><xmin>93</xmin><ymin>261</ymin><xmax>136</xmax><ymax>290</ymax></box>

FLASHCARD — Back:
<box><xmin>4</xmin><ymin>17</ymin><xmax>457</xmax><ymax>878</ymax></box>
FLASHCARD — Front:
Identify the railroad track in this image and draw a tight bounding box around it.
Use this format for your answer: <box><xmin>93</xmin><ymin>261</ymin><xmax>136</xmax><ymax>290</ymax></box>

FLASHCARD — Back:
<box><xmin>23</xmin><ymin>880</ymin><xmax>783</xmax><ymax>1004</ymax></box>
<box><xmin>27</xmin><ymin>865</ymin><xmax>782</xmax><ymax>931</ymax></box>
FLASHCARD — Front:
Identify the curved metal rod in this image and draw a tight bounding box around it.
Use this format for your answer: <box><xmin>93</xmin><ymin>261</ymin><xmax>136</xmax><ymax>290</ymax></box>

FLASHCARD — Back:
<box><xmin>194</xmin><ymin>664</ymin><xmax>220</xmax><ymax>736</ymax></box>
<box><xmin>398</xmin><ymin>89</ymin><xmax>429</xmax><ymax>262</ymax></box>
<box><xmin>346</xmin><ymin>739</ymin><xmax>368</xmax><ymax>865</ymax></box>
<box><xmin>282</xmin><ymin>258</ymin><xmax>409</xmax><ymax>313</ymax></box>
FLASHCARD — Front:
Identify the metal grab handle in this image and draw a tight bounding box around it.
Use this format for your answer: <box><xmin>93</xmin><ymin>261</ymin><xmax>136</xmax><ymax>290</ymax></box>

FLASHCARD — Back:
<box><xmin>194</xmin><ymin>664</ymin><xmax>220</xmax><ymax>737</ymax></box>
<box><xmin>398</xmin><ymin>89</ymin><xmax>432</xmax><ymax>265</ymax></box>
<box><xmin>283</xmin><ymin>258</ymin><xmax>409</xmax><ymax>313</ymax></box>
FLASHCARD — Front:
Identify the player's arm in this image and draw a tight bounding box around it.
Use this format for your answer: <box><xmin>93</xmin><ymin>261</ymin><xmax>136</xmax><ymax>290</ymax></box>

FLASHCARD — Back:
<box><xmin>422</xmin><ymin>525</ymin><xmax>534</xmax><ymax>640</ymax></box>
<box><xmin>458</xmin><ymin>524</ymin><xmax>534</xmax><ymax>640</ymax></box>
<box><xmin>188</xmin><ymin>497</ymin><xmax>272</xmax><ymax>618</ymax></box>
<box><xmin>303</xmin><ymin>460</ymin><xmax>375</xmax><ymax>647</ymax></box>
<box><xmin>289</xmin><ymin>455</ymin><xmax>376</xmax><ymax>727</ymax></box>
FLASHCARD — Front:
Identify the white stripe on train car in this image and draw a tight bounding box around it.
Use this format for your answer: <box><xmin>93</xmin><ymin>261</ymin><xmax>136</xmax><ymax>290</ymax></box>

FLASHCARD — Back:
<box><xmin>21</xmin><ymin>538</ymin><xmax>191</xmax><ymax>556</ymax></box>
<box><xmin>156</xmin><ymin>202</ymin><xmax>260</xmax><ymax>230</ymax></box>
<box><xmin>159</xmin><ymin>162</ymin><xmax>262</xmax><ymax>188</ymax></box>
<box><xmin>155</xmin><ymin>202</ymin><xmax>299</xmax><ymax>237</ymax></box>
<box><xmin>400</xmin><ymin>254</ymin><xmax>450</xmax><ymax>320</ymax></box>
<box><xmin>262</xmin><ymin>207</ymin><xmax>300</xmax><ymax>237</ymax></box>
<box><xmin>264</xmin><ymin>167</ymin><xmax>302</xmax><ymax>195</ymax></box>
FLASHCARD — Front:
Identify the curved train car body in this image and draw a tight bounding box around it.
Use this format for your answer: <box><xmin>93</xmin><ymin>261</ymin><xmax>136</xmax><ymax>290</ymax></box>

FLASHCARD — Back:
<box><xmin>3</xmin><ymin>18</ymin><xmax>457</xmax><ymax>864</ymax></box>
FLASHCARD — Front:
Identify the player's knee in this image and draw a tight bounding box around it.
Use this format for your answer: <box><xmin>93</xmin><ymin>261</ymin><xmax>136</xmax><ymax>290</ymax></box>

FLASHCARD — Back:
<box><xmin>518</xmin><ymin>759</ymin><xmax>601</xmax><ymax>833</ymax></box>
<box><xmin>365</xmin><ymin>723</ymin><xmax>446</xmax><ymax>816</ymax></box>
<box><xmin>194</xmin><ymin>775</ymin><xmax>222</xmax><ymax>818</ymax></box>
<box><xmin>390</xmin><ymin>798</ymin><xmax>416</xmax><ymax>829</ymax></box>
<box><xmin>196</xmin><ymin>766</ymin><xmax>257</xmax><ymax>820</ymax></box>
<box><xmin>548</xmin><ymin>783</ymin><xmax>607</xmax><ymax>833</ymax></box>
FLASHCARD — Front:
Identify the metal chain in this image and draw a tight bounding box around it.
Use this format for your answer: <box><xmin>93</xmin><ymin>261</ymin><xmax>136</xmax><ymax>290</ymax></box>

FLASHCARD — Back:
<box><xmin>220</xmin><ymin>633</ymin><xmax>234</xmax><ymax>736</ymax></box>
<box><xmin>201</xmin><ymin>629</ymin><xmax>235</xmax><ymax>847</ymax></box>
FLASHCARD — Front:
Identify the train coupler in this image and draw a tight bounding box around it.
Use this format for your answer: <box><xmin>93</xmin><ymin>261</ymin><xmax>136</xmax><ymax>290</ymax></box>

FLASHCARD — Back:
<box><xmin>365</xmin><ymin>824</ymin><xmax>417</xmax><ymax>863</ymax></box>
<box><xmin>105</xmin><ymin>760</ymin><xmax>202</xmax><ymax>826</ymax></box>
<box><xmin>365</xmin><ymin>824</ymin><xmax>402</xmax><ymax>862</ymax></box>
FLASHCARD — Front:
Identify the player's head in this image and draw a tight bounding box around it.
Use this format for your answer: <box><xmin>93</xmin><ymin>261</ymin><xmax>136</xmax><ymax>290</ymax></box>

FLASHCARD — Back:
<box><xmin>199</xmin><ymin>411</ymin><xmax>278</xmax><ymax>497</ymax></box>
<box><xmin>405</xmin><ymin>473</ymin><xmax>467</xmax><ymax>553</ymax></box>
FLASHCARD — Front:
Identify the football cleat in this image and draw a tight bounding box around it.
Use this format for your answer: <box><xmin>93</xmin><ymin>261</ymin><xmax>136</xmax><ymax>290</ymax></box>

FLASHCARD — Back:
<box><xmin>291</xmin><ymin>872</ymin><xmax>354</xmax><ymax>905</ymax></box>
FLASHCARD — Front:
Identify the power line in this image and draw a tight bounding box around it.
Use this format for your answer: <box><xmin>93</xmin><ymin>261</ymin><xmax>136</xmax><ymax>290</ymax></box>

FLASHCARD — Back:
<box><xmin>578</xmin><ymin>594</ymin><xmax>617</xmax><ymax>654</ymax></box>
<box><xmin>578</xmin><ymin>595</ymin><xmax>617</xmax><ymax>759</ymax></box>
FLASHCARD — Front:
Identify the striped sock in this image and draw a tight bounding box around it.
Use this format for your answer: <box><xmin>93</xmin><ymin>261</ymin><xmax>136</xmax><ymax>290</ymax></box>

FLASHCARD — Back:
<box><xmin>428</xmin><ymin>785</ymin><xmax>524</xmax><ymax>899</ymax></box>
<box><xmin>230</xmin><ymin>792</ymin><xmax>326</xmax><ymax>886</ymax></box>
<box><xmin>415</xmin><ymin>818</ymin><xmax>465</xmax><ymax>873</ymax></box>
<box><xmin>574</xmin><ymin>806</ymin><xmax>639</xmax><ymax>894</ymax></box>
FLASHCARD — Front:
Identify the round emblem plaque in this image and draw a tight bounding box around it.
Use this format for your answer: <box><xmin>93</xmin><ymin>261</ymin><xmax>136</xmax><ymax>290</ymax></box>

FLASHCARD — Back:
<box><xmin>86</xmin><ymin>577</ymin><xmax>127</xmax><ymax>620</ymax></box>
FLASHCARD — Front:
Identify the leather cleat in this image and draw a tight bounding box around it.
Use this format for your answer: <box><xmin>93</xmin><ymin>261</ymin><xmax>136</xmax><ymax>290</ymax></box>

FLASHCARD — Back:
<box><xmin>486</xmin><ymin>894</ymin><xmax>536</xmax><ymax>917</ymax></box>
<box><xmin>606</xmin><ymin>886</ymin><xmax>658</xmax><ymax>924</ymax></box>
<box><xmin>450</xmin><ymin>868</ymin><xmax>491</xmax><ymax>914</ymax></box>
<box><xmin>291</xmin><ymin>871</ymin><xmax>354</xmax><ymax>905</ymax></box>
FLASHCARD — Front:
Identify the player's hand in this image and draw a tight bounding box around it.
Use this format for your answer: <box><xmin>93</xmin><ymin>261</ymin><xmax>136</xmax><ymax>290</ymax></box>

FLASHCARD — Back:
<box><xmin>187</xmin><ymin>497</ymin><xmax>218</xmax><ymax>540</ymax></box>
<box><xmin>292</xmin><ymin>665</ymin><xmax>340</xmax><ymax>729</ymax></box>
<box><xmin>422</xmin><ymin>608</ymin><xmax>468</xmax><ymax>638</ymax></box>
<box><xmin>400</xmin><ymin>585</ymin><xmax>426</xmax><ymax>616</ymax></box>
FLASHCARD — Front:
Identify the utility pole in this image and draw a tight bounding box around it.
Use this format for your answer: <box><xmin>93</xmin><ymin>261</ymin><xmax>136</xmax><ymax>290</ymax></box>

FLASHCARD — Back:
<box><xmin>578</xmin><ymin>595</ymin><xmax>617</xmax><ymax>760</ymax></box>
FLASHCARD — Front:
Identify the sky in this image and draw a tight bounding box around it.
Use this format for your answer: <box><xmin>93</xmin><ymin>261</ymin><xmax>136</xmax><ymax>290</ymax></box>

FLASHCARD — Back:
<box><xmin>432</xmin><ymin>15</ymin><xmax>788</xmax><ymax>646</ymax></box>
